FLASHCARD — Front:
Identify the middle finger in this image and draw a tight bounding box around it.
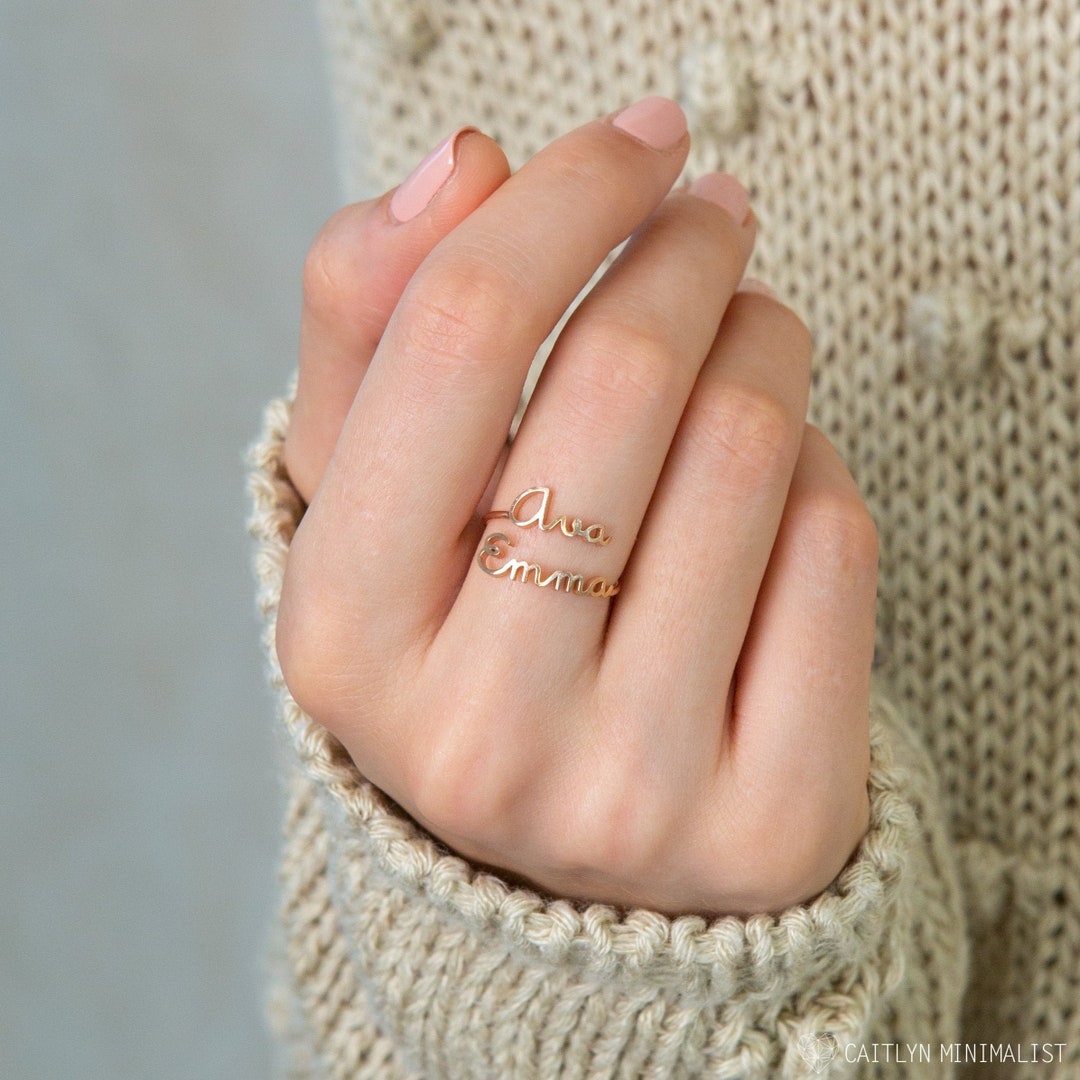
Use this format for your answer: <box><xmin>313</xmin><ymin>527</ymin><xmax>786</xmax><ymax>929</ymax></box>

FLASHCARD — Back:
<box><xmin>445</xmin><ymin>174</ymin><xmax>756</xmax><ymax>659</ymax></box>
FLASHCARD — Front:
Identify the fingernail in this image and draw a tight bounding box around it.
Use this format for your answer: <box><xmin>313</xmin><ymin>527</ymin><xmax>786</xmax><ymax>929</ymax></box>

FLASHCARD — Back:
<box><xmin>737</xmin><ymin>277</ymin><xmax>777</xmax><ymax>298</ymax></box>
<box><xmin>687</xmin><ymin>172</ymin><xmax>752</xmax><ymax>228</ymax></box>
<box><xmin>390</xmin><ymin>126</ymin><xmax>477</xmax><ymax>223</ymax></box>
<box><xmin>611</xmin><ymin>96</ymin><xmax>688</xmax><ymax>150</ymax></box>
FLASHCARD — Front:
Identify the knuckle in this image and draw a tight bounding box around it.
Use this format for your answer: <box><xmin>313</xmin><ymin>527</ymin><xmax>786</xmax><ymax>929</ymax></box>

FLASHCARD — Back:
<box><xmin>409</xmin><ymin>766</ymin><xmax>474</xmax><ymax>840</ymax></box>
<box><xmin>695</xmin><ymin>381</ymin><xmax>800</xmax><ymax>484</ymax></box>
<box><xmin>547</xmin><ymin>144</ymin><xmax>623</xmax><ymax>203</ymax></box>
<box><xmin>539</xmin><ymin>769</ymin><xmax>672</xmax><ymax>880</ymax></box>
<box><xmin>562</xmin><ymin>320</ymin><xmax>676</xmax><ymax>430</ymax></box>
<box><xmin>398</xmin><ymin>261</ymin><xmax>520</xmax><ymax>376</ymax></box>
<box><xmin>725</xmin><ymin>749</ymin><xmax>872</xmax><ymax>909</ymax></box>
<box><xmin>795</xmin><ymin>493</ymin><xmax>880</xmax><ymax>576</ymax></box>
<box><xmin>407</xmin><ymin>720</ymin><xmax>518</xmax><ymax>841</ymax></box>
<box><xmin>275</xmin><ymin>571</ymin><xmax>344</xmax><ymax>726</ymax></box>
<box><xmin>301</xmin><ymin>206</ymin><xmax>371</xmax><ymax>322</ymax></box>
<box><xmin>785</xmin><ymin>792</ymin><xmax>868</xmax><ymax>899</ymax></box>
<box><xmin>734</xmin><ymin>807</ymin><xmax>841</xmax><ymax>909</ymax></box>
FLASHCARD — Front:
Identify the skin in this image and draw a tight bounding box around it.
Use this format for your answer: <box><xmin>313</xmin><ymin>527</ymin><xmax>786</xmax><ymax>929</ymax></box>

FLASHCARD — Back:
<box><xmin>277</xmin><ymin>103</ymin><xmax>875</xmax><ymax>916</ymax></box>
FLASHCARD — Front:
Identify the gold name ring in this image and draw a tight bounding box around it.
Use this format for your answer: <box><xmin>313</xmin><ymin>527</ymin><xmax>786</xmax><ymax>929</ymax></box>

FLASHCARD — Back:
<box><xmin>477</xmin><ymin>533</ymin><xmax>620</xmax><ymax>598</ymax></box>
<box><xmin>484</xmin><ymin>487</ymin><xmax>614</xmax><ymax>545</ymax></box>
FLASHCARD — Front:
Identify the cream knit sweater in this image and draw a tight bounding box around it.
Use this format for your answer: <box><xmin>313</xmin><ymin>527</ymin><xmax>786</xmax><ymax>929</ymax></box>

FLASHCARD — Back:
<box><xmin>248</xmin><ymin>2</ymin><xmax>1080</xmax><ymax>1076</ymax></box>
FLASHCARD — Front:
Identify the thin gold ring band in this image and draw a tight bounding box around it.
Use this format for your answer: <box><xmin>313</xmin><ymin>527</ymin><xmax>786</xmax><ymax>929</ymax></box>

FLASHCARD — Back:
<box><xmin>477</xmin><ymin>533</ymin><xmax>620</xmax><ymax>598</ymax></box>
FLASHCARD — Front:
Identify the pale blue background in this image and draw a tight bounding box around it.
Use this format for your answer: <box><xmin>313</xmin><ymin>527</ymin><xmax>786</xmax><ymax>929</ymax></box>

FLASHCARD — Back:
<box><xmin>1</xmin><ymin>2</ymin><xmax>339</xmax><ymax>1076</ymax></box>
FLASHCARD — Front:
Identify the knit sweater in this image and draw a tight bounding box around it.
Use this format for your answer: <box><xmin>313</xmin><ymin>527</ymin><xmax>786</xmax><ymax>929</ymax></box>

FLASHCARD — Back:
<box><xmin>248</xmin><ymin>2</ymin><xmax>1080</xmax><ymax>1077</ymax></box>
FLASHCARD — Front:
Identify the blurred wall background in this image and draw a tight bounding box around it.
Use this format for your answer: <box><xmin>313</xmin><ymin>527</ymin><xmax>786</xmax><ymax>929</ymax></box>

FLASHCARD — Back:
<box><xmin>1</xmin><ymin>2</ymin><xmax>338</xmax><ymax>1076</ymax></box>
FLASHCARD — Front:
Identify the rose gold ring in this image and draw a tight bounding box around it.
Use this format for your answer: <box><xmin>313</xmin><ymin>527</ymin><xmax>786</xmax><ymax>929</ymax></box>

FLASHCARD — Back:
<box><xmin>484</xmin><ymin>486</ymin><xmax>614</xmax><ymax>545</ymax></box>
<box><xmin>476</xmin><ymin>532</ymin><xmax>620</xmax><ymax>598</ymax></box>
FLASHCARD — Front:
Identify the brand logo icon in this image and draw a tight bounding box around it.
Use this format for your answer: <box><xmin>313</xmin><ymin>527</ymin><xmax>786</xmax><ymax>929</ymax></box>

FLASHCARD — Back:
<box><xmin>797</xmin><ymin>1032</ymin><xmax>838</xmax><ymax>1073</ymax></box>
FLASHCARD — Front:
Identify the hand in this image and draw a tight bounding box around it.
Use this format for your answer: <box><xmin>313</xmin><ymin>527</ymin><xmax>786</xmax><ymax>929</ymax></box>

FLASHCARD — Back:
<box><xmin>277</xmin><ymin>98</ymin><xmax>875</xmax><ymax>916</ymax></box>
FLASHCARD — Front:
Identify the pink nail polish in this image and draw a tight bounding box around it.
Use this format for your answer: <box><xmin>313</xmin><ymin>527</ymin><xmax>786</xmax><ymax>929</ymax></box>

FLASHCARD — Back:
<box><xmin>736</xmin><ymin>277</ymin><xmax>777</xmax><ymax>298</ymax></box>
<box><xmin>390</xmin><ymin>127</ymin><xmax>476</xmax><ymax>223</ymax></box>
<box><xmin>687</xmin><ymin>172</ymin><xmax>752</xmax><ymax>228</ymax></box>
<box><xmin>611</xmin><ymin>96</ymin><xmax>688</xmax><ymax>150</ymax></box>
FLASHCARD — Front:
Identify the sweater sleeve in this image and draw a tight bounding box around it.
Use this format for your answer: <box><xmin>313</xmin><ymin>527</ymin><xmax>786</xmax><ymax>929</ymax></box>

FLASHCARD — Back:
<box><xmin>249</xmin><ymin>394</ymin><xmax>968</xmax><ymax>1080</ymax></box>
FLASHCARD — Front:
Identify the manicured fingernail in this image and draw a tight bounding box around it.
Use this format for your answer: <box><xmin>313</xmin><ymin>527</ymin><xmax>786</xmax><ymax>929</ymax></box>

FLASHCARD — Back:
<box><xmin>687</xmin><ymin>172</ymin><xmax>752</xmax><ymax>228</ymax></box>
<box><xmin>390</xmin><ymin>126</ymin><xmax>477</xmax><ymax>223</ymax></box>
<box><xmin>737</xmin><ymin>277</ymin><xmax>777</xmax><ymax>298</ymax></box>
<box><xmin>611</xmin><ymin>96</ymin><xmax>688</xmax><ymax>150</ymax></box>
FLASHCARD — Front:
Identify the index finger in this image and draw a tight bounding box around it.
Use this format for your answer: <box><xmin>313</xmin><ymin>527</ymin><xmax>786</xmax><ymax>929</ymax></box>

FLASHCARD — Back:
<box><xmin>304</xmin><ymin>98</ymin><xmax>691</xmax><ymax>640</ymax></box>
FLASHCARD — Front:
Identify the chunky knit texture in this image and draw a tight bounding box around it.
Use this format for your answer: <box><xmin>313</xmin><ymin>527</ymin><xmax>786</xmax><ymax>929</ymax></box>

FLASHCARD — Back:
<box><xmin>250</xmin><ymin>1</ymin><xmax>1080</xmax><ymax>1075</ymax></box>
